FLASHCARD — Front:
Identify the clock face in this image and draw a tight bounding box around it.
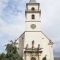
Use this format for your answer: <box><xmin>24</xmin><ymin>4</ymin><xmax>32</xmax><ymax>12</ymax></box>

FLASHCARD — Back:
<box><xmin>30</xmin><ymin>24</ymin><xmax>36</xmax><ymax>29</ymax></box>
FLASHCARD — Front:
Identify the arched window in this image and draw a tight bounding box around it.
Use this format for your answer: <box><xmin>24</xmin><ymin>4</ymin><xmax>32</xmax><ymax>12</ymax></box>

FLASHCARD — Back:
<box><xmin>31</xmin><ymin>7</ymin><xmax>35</xmax><ymax>11</ymax></box>
<box><xmin>32</xmin><ymin>15</ymin><xmax>35</xmax><ymax>19</ymax></box>
<box><xmin>31</xmin><ymin>57</ymin><xmax>36</xmax><ymax>60</ymax></box>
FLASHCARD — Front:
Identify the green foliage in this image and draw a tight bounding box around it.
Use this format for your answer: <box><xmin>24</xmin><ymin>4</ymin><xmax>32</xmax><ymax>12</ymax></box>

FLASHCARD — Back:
<box><xmin>6</xmin><ymin>44</ymin><xmax>17</xmax><ymax>54</ymax></box>
<box><xmin>0</xmin><ymin>42</ymin><xmax>22</xmax><ymax>60</ymax></box>
<box><xmin>0</xmin><ymin>53</ymin><xmax>7</xmax><ymax>60</ymax></box>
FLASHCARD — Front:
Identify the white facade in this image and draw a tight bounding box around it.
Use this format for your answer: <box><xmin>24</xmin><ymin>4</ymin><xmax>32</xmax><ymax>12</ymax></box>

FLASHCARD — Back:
<box><xmin>15</xmin><ymin>0</ymin><xmax>54</xmax><ymax>60</ymax></box>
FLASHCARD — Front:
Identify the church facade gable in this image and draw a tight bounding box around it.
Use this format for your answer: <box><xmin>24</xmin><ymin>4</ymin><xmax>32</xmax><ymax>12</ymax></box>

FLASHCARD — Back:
<box><xmin>24</xmin><ymin>31</ymin><xmax>53</xmax><ymax>60</ymax></box>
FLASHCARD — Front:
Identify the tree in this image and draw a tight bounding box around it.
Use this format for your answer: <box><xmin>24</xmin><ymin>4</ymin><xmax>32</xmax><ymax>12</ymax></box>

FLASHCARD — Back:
<box><xmin>6</xmin><ymin>43</ymin><xmax>22</xmax><ymax>60</ymax></box>
<box><xmin>0</xmin><ymin>41</ymin><xmax>22</xmax><ymax>60</ymax></box>
<box><xmin>0</xmin><ymin>53</ymin><xmax>7</xmax><ymax>60</ymax></box>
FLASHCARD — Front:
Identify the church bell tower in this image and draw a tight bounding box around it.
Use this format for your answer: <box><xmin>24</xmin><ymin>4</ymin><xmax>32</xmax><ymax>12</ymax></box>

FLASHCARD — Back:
<box><xmin>24</xmin><ymin>0</ymin><xmax>43</xmax><ymax>60</ymax></box>
<box><xmin>25</xmin><ymin>0</ymin><xmax>41</xmax><ymax>32</ymax></box>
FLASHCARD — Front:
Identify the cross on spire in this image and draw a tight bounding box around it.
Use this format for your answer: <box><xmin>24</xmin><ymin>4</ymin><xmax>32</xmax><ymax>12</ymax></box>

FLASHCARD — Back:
<box><xmin>30</xmin><ymin>0</ymin><xmax>36</xmax><ymax>3</ymax></box>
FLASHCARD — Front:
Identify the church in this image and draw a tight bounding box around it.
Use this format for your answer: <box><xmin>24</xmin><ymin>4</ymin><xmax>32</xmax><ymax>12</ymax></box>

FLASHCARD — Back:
<box><xmin>15</xmin><ymin>0</ymin><xmax>54</xmax><ymax>60</ymax></box>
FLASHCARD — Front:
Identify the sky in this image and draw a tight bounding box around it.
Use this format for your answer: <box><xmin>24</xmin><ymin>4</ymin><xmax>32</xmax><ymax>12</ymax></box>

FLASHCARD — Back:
<box><xmin>0</xmin><ymin>0</ymin><xmax>60</xmax><ymax>57</ymax></box>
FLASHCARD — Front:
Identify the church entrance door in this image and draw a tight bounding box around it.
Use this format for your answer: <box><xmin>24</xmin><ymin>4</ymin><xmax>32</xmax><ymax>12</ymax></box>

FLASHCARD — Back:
<box><xmin>31</xmin><ymin>57</ymin><xmax>36</xmax><ymax>60</ymax></box>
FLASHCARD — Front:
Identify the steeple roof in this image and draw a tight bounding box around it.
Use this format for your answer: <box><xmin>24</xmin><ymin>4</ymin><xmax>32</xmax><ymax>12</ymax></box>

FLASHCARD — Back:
<box><xmin>29</xmin><ymin>0</ymin><xmax>36</xmax><ymax>3</ymax></box>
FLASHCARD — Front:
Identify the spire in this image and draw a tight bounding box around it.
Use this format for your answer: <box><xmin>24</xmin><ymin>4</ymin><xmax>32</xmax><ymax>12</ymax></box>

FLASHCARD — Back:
<box><xmin>29</xmin><ymin>0</ymin><xmax>36</xmax><ymax>3</ymax></box>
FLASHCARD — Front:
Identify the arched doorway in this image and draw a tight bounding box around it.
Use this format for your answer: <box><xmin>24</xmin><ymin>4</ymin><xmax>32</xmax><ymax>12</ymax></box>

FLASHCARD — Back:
<box><xmin>42</xmin><ymin>56</ymin><xmax>46</xmax><ymax>60</ymax></box>
<box><xmin>31</xmin><ymin>57</ymin><xmax>36</xmax><ymax>60</ymax></box>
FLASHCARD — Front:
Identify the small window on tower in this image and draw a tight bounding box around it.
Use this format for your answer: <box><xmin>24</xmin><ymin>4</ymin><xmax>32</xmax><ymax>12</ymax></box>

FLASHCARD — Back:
<box><xmin>32</xmin><ymin>15</ymin><xmax>35</xmax><ymax>19</ymax></box>
<box><xmin>31</xmin><ymin>7</ymin><xmax>35</xmax><ymax>11</ymax></box>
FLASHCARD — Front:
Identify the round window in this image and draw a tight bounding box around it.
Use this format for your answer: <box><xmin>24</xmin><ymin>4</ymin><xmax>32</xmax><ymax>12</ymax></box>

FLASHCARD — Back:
<box><xmin>30</xmin><ymin>24</ymin><xmax>36</xmax><ymax>29</ymax></box>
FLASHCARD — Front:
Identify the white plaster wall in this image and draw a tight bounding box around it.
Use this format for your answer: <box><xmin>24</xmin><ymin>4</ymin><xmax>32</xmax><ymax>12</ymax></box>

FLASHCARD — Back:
<box><xmin>15</xmin><ymin>39</ymin><xmax>19</xmax><ymax>48</ymax></box>
<box><xmin>24</xmin><ymin>32</ymin><xmax>49</xmax><ymax>48</ymax></box>
<box><xmin>25</xmin><ymin>22</ymin><xmax>41</xmax><ymax>31</ymax></box>
<box><xmin>18</xmin><ymin>33</ymin><xmax>25</xmax><ymax>57</ymax></box>
<box><xmin>25</xmin><ymin>53</ymin><xmax>30</xmax><ymax>60</ymax></box>
<box><xmin>49</xmin><ymin>46</ymin><xmax>54</xmax><ymax>60</ymax></box>
<box><xmin>24</xmin><ymin>31</ymin><xmax>53</xmax><ymax>60</ymax></box>
<box><xmin>26</xmin><ymin>13</ymin><xmax>40</xmax><ymax>21</ymax></box>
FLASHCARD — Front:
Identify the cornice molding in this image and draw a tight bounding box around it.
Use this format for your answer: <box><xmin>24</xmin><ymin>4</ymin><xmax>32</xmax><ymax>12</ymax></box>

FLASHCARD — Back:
<box><xmin>25</xmin><ymin>21</ymin><xmax>41</xmax><ymax>22</ymax></box>
<box><xmin>25</xmin><ymin>31</ymin><xmax>41</xmax><ymax>32</ymax></box>
<box><xmin>25</xmin><ymin>11</ymin><xmax>41</xmax><ymax>13</ymax></box>
<box><xmin>26</xmin><ymin>3</ymin><xmax>40</xmax><ymax>6</ymax></box>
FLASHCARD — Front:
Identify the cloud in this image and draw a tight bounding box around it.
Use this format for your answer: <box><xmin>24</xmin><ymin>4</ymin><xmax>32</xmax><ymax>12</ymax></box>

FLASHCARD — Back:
<box><xmin>0</xmin><ymin>0</ymin><xmax>25</xmax><ymax>52</ymax></box>
<box><xmin>0</xmin><ymin>24</ymin><xmax>25</xmax><ymax>37</ymax></box>
<box><xmin>0</xmin><ymin>18</ymin><xmax>7</xmax><ymax>27</ymax></box>
<box><xmin>0</xmin><ymin>0</ymin><xmax>25</xmax><ymax>45</ymax></box>
<box><xmin>0</xmin><ymin>0</ymin><xmax>8</xmax><ymax>15</ymax></box>
<box><xmin>0</xmin><ymin>14</ymin><xmax>25</xmax><ymax>38</ymax></box>
<box><xmin>1</xmin><ymin>0</ymin><xmax>25</xmax><ymax>17</ymax></box>
<box><xmin>0</xmin><ymin>0</ymin><xmax>26</xmax><ymax>38</ymax></box>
